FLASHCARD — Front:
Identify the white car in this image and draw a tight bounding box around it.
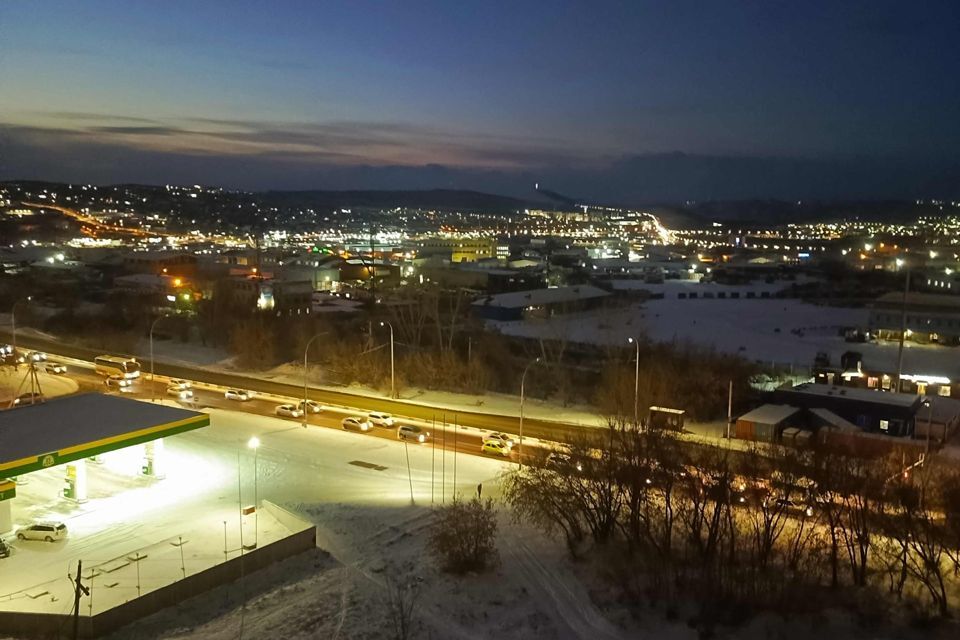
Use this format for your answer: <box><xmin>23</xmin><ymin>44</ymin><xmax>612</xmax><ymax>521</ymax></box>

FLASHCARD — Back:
<box><xmin>27</xmin><ymin>351</ymin><xmax>47</xmax><ymax>362</ymax></box>
<box><xmin>275</xmin><ymin>404</ymin><xmax>303</xmax><ymax>418</ymax></box>
<box><xmin>105</xmin><ymin>376</ymin><xmax>132</xmax><ymax>392</ymax></box>
<box><xmin>167</xmin><ymin>386</ymin><xmax>194</xmax><ymax>400</ymax></box>
<box><xmin>368</xmin><ymin>412</ymin><xmax>395</xmax><ymax>427</ymax></box>
<box><xmin>298</xmin><ymin>399</ymin><xmax>323</xmax><ymax>414</ymax></box>
<box><xmin>224</xmin><ymin>389</ymin><xmax>253</xmax><ymax>401</ymax></box>
<box><xmin>41</xmin><ymin>362</ymin><xmax>66</xmax><ymax>374</ymax></box>
<box><xmin>342</xmin><ymin>416</ymin><xmax>371</xmax><ymax>432</ymax></box>
<box><xmin>16</xmin><ymin>521</ymin><xmax>67</xmax><ymax>543</ymax></box>
<box><xmin>168</xmin><ymin>379</ymin><xmax>193</xmax><ymax>390</ymax></box>
<box><xmin>482</xmin><ymin>432</ymin><xmax>516</xmax><ymax>448</ymax></box>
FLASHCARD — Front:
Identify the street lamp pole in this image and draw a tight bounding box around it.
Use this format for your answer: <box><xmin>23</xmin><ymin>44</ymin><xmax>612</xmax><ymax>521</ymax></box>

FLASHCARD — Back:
<box><xmin>149</xmin><ymin>315</ymin><xmax>167</xmax><ymax>403</ymax></box>
<box><xmin>519</xmin><ymin>357</ymin><xmax>540</xmax><ymax>470</ymax></box>
<box><xmin>380</xmin><ymin>321</ymin><xmax>395</xmax><ymax>399</ymax></box>
<box><xmin>628</xmin><ymin>337</ymin><xmax>640</xmax><ymax>429</ymax></box>
<box><xmin>302</xmin><ymin>333</ymin><xmax>328</xmax><ymax>428</ymax></box>
<box><xmin>247</xmin><ymin>437</ymin><xmax>260</xmax><ymax>548</ymax></box>
<box><xmin>10</xmin><ymin>296</ymin><xmax>32</xmax><ymax>369</ymax></box>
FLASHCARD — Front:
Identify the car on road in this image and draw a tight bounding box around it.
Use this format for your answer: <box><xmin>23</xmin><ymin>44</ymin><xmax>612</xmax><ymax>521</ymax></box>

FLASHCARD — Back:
<box><xmin>342</xmin><ymin>416</ymin><xmax>371</xmax><ymax>432</ymax></box>
<box><xmin>16</xmin><ymin>522</ymin><xmax>67</xmax><ymax>543</ymax></box>
<box><xmin>27</xmin><ymin>351</ymin><xmax>47</xmax><ymax>362</ymax></box>
<box><xmin>397</xmin><ymin>425</ymin><xmax>430</xmax><ymax>443</ymax></box>
<box><xmin>168</xmin><ymin>379</ymin><xmax>193</xmax><ymax>390</ymax></box>
<box><xmin>13</xmin><ymin>392</ymin><xmax>44</xmax><ymax>406</ymax></box>
<box><xmin>0</xmin><ymin>538</ymin><xmax>11</xmax><ymax>558</ymax></box>
<box><xmin>224</xmin><ymin>389</ymin><xmax>253</xmax><ymax>401</ymax></box>
<box><xmin>482</xmin><ymin>432</ymin><xmax>515</xmax><ymax>448</ymax></box>
<box><xmin>481</xmin><ymin>440</ymin><xmax>512</xmax><ymax>457</ymax></box>
<box><xmin>167</xmin><ymin>385</ymin><xmax>194</xmax><ymax>400</ymax></box>
<box><xmin>546</xmin><ymin>452</ymin><xmax>583</xmax><ymax>473</ymax></box>
<box><xmin>275</xmin><ymin>404</ymin><xmax>304</xmax><ymax>418</ymax></box>
<box><xmin>41</xmin><ymin>362</ymin><xmax>66</xmax><ymax>374</ymax></box>
<box><xmin>368</xmin><ymin>412</ymin><xmax>395</xmax><ymax>427</ymax></box>
<box><xmin>105</xmin><ymin>375</ymin><xmax>132</xmax><ymax>392</ymax></box>
<box><xmin>298</xmin><ymin>399</ymin><xmax>323</xmax><ymax>414</ymax></box>
<box><xmin>763</xmin><ymin>494</ymin><xmax>815</xmax><ymax>518</ymax></box>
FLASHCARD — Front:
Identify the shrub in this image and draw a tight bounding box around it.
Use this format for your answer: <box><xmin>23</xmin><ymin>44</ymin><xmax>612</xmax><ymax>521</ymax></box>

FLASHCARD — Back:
<box><xmin>428</xmin><ymin>496</ymin><xmax>498</xmax><ymax>574</ymax></box>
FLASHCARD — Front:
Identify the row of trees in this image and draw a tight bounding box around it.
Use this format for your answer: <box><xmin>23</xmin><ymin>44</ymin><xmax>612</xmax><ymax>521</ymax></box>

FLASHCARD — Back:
<box><xmin>221</xmin><ymin>309</ymin><xmax>756</xmax><ymax>421</ymax></box>
<box><xmin>503</xmin><ymin>420</ymin><xmax>960</xmax><ymax>627</ymax></box>
<box><xmin>6</xmin><ymin>270</ymin><xmax>758</xmax><ymax>421</ymax></box>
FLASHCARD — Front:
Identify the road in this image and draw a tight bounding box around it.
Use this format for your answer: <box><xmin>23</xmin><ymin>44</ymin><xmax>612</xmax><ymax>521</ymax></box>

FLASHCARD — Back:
<box><xmin>0</xmin><ymin>330</ymin><xmax>595</xmax><ymax>444</ymax></box>
<box><xmin>5</xmin><ymin>345</ymin><xmax>547</xmax><ymax>467</ymax></box>
<box><xmin>21</xmin><ymin>201</ymin><xmax>159</xmax><ymax>238</ymax></box>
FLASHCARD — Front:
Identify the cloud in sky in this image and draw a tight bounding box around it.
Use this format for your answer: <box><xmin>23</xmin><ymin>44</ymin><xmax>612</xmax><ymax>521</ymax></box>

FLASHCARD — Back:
<box><xmin>3</xmin><ymin>119</ymin><xmax>958</xmax><ymax>203</ymax></box>
<box><xmin>5</xmin><ymin>112</ymin><xmax>591</xmax><ymax>172</ymax></box>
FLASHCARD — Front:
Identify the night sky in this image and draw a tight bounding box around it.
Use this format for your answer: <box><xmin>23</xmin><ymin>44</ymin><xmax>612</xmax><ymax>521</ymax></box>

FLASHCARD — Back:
<box><xmin>1</xmin><ymin>1</ymin><xmax>958</xmax><ymax>202</ymax></box>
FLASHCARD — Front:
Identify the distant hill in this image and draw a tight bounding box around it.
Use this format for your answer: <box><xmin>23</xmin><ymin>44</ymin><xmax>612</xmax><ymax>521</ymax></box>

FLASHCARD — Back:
<box><xmin>259</xmin><ymin>189</ymin><xmax>535</xmax><ymax>215</ymax></box>
<box><xmin>672</xmin><ymin>199</ymin><xmax>943</xmax><ymax>227</ymax></box>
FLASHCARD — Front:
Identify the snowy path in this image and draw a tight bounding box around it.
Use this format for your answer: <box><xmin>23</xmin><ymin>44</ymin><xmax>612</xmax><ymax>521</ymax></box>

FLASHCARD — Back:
<box><xmin>503</xmin><ymin>531</ymin><xmax>629</xmax><ymax>640</ymax></box>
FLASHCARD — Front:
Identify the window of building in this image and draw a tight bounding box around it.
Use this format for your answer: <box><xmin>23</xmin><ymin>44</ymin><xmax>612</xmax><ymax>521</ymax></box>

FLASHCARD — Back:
<box><xmin>879</xmin><ymin>419</ymin><xmax>890</xmax><ymax>432</ymax></box>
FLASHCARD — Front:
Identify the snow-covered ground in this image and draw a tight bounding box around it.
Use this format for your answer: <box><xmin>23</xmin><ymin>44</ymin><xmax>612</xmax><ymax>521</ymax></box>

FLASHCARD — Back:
<box><xmin>492</xmin><ymin>298</ymin><xmax>960</xmax><ymax>379</ymax></box>
<box><xmin>0</xmin><ymin>367</ymin><xmax>79</xmax><ymax>405</ymax></box>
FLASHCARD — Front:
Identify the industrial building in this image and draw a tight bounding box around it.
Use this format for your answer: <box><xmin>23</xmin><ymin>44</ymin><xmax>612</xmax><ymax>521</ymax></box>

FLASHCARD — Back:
<box><xmin>868</xmin><ymin>291</ymin><xmax>960</xmax><ymax>345</ymax></box>
<box><xmin>771</xmin><ymin>383</ymin><xmax>923</xmax><ymax>437</ymax></box>
<box><xmin>471</xmin><ymin>285</ymin><xmax>611</xmax><ymax>321</ymax></box>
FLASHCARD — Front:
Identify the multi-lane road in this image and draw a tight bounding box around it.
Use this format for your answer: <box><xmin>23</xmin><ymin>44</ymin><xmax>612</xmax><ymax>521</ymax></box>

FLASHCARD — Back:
<box><xmin>3</xmin><ymin>337</ymin><xmax>558</xmax><ymax>466</ymax></box>
<box><xmin>0</xmin><ymin>330</ymin><xmax>597</xmax><ymax>444</ymax></box>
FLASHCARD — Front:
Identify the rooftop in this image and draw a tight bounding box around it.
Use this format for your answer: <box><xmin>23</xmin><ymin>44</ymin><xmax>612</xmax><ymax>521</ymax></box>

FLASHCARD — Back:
<box><xmin>472</xmin><ymin>285</ymin><xmax>610</xmax><ymax>309</ymax></box>
<box><xmin>0</xmin><ymin>393</ymin><xmax>209</xmax><ymax>477</ymax></box>
<box><xmin>737</xmin><ymin>404</ymin><xmax>799</xmax><ymax>425</ymax></box>
<box><xmin>783</xmin><ymin>383</ymin><xmax>922</xmax><ymax>408</ymax></box>
<box><xmin>872</xmin><ymin>292</ymin><xmax>960</xmax><ymax>311</ymax></box>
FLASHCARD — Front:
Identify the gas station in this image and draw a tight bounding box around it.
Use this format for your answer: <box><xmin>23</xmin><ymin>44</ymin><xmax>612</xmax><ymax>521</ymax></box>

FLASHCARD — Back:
<box><xmin>0</xmin><ymin>393</ymin><xmax>209</xmax><ymax>532</ymax></box>
<box><xmin>0</xmin><ymin>393</ymin><xmax>315</xmax><ymax>638</ymax></box>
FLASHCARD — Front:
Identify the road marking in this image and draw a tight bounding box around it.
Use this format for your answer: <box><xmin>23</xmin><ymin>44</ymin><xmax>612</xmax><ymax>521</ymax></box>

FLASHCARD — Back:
<box><xmin>348</xmin><ymin>460</ymin><xmax>387</xmax><ymax>471</ymax></box>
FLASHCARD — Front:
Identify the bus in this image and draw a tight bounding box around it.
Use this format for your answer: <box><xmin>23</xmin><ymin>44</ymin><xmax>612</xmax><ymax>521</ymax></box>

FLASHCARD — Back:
<box><xmin>94</xmin><ymin>355</ymin><xmax>141</xmax><ymax>379</ymax></box>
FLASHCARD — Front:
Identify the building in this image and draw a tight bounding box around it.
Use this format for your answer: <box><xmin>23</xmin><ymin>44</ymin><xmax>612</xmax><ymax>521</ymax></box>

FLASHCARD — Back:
<box><xmin>217</xmin><ymin>276</ymin><xmax>312</xmax><ymax>315</ymax></box>
<box><xmin>417</xmin><ymin>237</ymin><xmax>496</xmax><ymax>263</ymax></box>
<box><xmin>123</xmin><ymin>252</ymin><xmax>197</xmax><ymax>278</ymax></box>
<box><xmin>735</xmin><ymin>404</ymin><xmax>800</xmax><ymax>442</ymax></box>
<box><xmin>868</xmin><ymin>292</ymin><xmax>960</xmax><ymax>345</ymax></box>
<box><xmin>472</xmin><ymin>285</ymin><xmax>611</xmax><ymax>321</ymax></box>
<box><xmin>418</xmin><ymin>264</ymin><xmax>543</xmax><ymax>293</ymax></box>
<box><xmin>771</xmin><ymin>383</ymin><xmax>923</xmax><ymax>437</ymax></box>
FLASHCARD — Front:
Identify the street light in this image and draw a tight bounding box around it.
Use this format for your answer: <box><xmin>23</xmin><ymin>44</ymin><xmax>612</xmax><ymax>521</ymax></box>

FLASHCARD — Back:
<box><xmin>302</xmin><ymin>332</ymin><xmax>329</xmax><ymax>428</ymax></box>
<box><xmin>380</xmin><ymin>321</ymin><xmax>396</xmax><ymax>399</ymax></box>
<box><xmin>519</xmin><ymin>357</ymin><xmax>541</xmax><ymax>470</ymax></box>
<box><xmin>149</xmin><ymin>315</ymin><xmax>168</xmax><ymax>403</ymax></box>
<box><xmin>628</xmin><ymin>337</ymin><xmax>640</xmax><ymax>429</ymax></box>
<box><xmin>10</xmin><ymin>296</ymin><xmax>32</xmax><ymax>369</ymax></box>
<box><xmin>247</xmin><ymin>436</ymin><xmax>260</xmax><ymax>548</ymax></box>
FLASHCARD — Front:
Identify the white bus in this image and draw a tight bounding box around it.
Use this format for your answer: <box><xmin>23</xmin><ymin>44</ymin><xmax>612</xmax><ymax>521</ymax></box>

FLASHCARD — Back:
<box><xmin>94</xmin><ymin>355</ymin><xmax>141</xmax><ymax>379</ymax></box>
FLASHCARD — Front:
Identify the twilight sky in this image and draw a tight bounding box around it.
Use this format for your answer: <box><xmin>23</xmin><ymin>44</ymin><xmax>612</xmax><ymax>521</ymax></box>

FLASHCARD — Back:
<box><xmin>1</xmin><ymin>1</ymin><xmax>958</xmax><ymax>202</ymax></box>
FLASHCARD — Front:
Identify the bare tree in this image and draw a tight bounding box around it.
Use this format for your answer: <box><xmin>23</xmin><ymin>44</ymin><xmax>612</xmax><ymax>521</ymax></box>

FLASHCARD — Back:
<box><xmin>385</xmin><ymin>575</ymin><xmax>421</xmax><ymax>640</ymax></box>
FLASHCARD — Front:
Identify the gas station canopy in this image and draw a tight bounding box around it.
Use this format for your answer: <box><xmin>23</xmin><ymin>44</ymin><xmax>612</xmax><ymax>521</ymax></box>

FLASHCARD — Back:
<box><xmin>0</xmin><ymin>393</ymin><xmax>209</xmax><ymax>478</ymax></box>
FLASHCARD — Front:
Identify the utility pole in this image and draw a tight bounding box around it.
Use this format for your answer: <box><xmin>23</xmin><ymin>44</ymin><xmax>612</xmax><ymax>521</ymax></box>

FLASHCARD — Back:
<box><xmin>726</xmin><ymin>380</ymin><xmax>733</xmax><ymax>439</ymax></box>
<box><xmin>895</xmin><ymin>267</ymin><xmax>910</xmax><ymax>393</ymax></box>
<box><xmin>519</xmin><ymin>358</ymin><xmax>540</xmax><ymax>469</ymax></box>
<box><xmin>72</xmin><ymin>560</ymin><xmax>89</xmax><ymax>640</ymax></box>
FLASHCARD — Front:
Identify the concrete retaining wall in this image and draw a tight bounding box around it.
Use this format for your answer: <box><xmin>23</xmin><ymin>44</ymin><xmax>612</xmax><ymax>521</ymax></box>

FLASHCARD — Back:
<box><xmin>0</xmin><ymin>516</ymin><xmax>316</xmax><ymax>639</ymax></box>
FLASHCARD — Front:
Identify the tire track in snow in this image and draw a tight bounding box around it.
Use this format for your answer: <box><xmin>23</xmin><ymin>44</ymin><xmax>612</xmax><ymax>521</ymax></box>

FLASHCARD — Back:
<box><xmin>503</xmin><ymin>532</ymin><xmax>628</xmax><ymax>640</ymax></box>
